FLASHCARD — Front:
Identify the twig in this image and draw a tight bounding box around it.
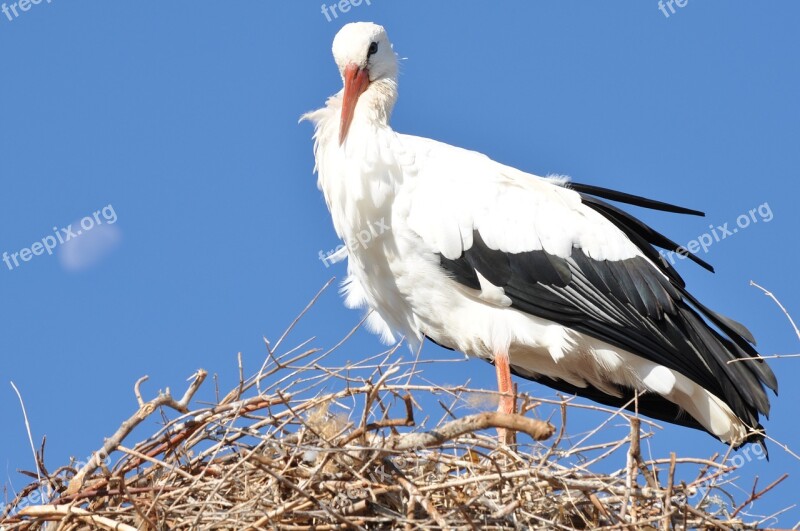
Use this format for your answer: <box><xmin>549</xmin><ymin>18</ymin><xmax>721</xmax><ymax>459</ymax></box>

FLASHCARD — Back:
<box><xmin>117</xmin><ymin>472</ymin><xmax>159</xmax><ymax>531</ymax></box>
<box><xmin>663</xmin><ymin>452</ymin><xmax>677</xmax><ymax>530</ymax></box>
<box><xmin>18</xmin><ymin>505</ymin><xmax>139</xmax><ymax>531</ymax></box>
<box><xmin>751</xmin><ymin>281</ymin><xmax>799</xmax><ymax>340</ymax></box>
<box><xmin>66</xmin><ymin>369</ymin><xmax>207</xmax><ymax>494</ymax></box>
<box><xmin>388</xmin><ymin>412</ymin><xmax>554</xmax><ymax>451</ymax></box>
<box><xmin>10</xmin><ymin>382</ymin><xmax>45</xmax><ymax>503</ymax></box>
<box><xmin>728</xmin><ymin>353</ymin><xmax>800</xmax><ymax>363</ymax></box>
<box><xmin>731</xmin><ymin>473</ymin><xmax>789</xmax><ymax>518</ymax></box>
<box><xmin>619</xmin><ymin>415</ymin><xmax>641</xmax><ymax>522</ymax></box>
<box><xmin>381</xmin><ymin>457</ymin><xmax>449</xmax><ymax>530</ymax></box>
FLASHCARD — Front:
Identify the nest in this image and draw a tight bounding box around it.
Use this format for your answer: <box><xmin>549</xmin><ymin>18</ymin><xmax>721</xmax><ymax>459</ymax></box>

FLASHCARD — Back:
<box><xmin>1</xmin><ymin>296</ymin><xmax>788</xmax><ymax>530</ymax></box>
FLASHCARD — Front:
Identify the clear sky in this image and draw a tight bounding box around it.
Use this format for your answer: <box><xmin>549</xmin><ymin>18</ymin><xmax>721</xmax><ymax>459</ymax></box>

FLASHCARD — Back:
<box><xmin>2</xmin><ymin>1</ymin><xmax>798</xmax><ymax>525</ymax></box>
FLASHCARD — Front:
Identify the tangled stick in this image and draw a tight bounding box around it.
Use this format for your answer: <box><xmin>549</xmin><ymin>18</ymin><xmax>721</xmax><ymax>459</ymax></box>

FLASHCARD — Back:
<box><xmin>66</xmin><ymin>369</ymin><xmax>207</xmax><ymax>495</ymax></box>
<box><xmin>2</xmin><ymin>287</ymin><xmax>792</xmax><ymax>530</ymax></box>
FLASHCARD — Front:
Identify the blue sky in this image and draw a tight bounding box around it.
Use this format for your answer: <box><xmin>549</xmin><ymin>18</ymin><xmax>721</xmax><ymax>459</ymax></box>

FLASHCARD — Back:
<box><xmin>2</xmin><ymin>1</ymin><xmax>798</xmax><ymax>525</ymax></box>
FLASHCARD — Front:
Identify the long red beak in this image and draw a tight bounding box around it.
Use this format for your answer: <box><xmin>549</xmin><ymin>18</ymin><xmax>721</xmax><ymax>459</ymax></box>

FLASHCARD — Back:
<box><xmin>340</xmin><ymin>64</ymin><xmax>370</xmax><ymax>145</ymax></box>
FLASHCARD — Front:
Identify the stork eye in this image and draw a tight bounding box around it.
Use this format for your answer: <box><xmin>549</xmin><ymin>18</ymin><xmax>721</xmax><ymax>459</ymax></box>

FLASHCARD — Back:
<box><xmin>367</xmin><ymin>42</ymin><xmax>378</xmax><ymax>57</ymax></box>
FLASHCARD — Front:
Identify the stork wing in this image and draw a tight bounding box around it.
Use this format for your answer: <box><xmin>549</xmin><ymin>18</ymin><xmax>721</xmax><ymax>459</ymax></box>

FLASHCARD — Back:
<box><xmin>404</xmin><ymin>137</ymin><xmax>777</xmax><ymax>440</ymax></box>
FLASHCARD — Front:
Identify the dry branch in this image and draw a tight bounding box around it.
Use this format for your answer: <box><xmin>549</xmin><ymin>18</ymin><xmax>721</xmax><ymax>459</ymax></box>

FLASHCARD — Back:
<box><xmin>65</xmin><ymin>369</ymin><xmax>207</xmax><ymax>496</ymax></box>
<box><xmin>2</xmin><ymin>294</ymin><xmax>789</xmax><ymax>530</ymax></box>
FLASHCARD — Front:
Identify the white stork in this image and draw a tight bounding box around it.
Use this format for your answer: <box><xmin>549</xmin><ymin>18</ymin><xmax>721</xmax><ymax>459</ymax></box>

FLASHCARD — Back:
<box><xmin>302</xmin><ymin>22</ymin><xmax>777</xmax><ymax>448</ymax></box>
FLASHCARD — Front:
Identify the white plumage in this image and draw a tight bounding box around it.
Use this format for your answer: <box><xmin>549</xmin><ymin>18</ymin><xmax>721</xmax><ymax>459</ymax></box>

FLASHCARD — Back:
<box><xmin>303</xmin><ymin>22</ymin><xmax>776</xmax><ymax>448</ymax></box>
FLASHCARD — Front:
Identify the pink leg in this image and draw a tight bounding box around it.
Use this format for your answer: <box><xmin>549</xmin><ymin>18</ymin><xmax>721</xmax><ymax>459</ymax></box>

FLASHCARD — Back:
<box><xmin>495</xmin><ymin>350</ymin><xmax>515</xmax><ymax>443</ymax></box>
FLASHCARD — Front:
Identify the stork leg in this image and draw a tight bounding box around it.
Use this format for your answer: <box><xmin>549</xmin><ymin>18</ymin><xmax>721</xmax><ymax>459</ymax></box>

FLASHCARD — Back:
<box><xmin>495</xmin><ymin>349</ymin><xmax>515</xmax><ymax>443</ymax></box>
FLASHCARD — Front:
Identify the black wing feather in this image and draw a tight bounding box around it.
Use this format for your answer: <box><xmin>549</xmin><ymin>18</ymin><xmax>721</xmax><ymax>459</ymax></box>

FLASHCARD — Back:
<box><xmin>437</xmin><ymin>183</ymin><xmax>777</xmax><ymax>446</ymax></box>
<box><xmin>568</xmin><ymin>181</ymin><xmax>705</xmax><ymax>216</ymax></box>
<box><xmin>579</xmin><ymin>194</ymin><xmax>715</xmax><ymax>275</ymax></box>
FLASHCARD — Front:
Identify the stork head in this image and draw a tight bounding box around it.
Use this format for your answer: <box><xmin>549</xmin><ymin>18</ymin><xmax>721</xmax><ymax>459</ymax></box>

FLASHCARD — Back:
<box><xmin>332</xmin><ymin>22</ymin><xmax>397</xmax><ymax>145</ymax></box>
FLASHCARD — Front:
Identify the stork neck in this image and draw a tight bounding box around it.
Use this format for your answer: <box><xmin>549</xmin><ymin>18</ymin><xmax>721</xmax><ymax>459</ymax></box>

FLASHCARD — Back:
<box><xmin>360</xmin><ymin>77</ymin><xmax>397</xmax><ymax>128</ymax></box>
